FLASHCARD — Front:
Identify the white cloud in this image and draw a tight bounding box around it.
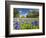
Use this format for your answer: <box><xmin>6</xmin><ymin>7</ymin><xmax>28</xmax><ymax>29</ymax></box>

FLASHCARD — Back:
<box><xmin>29</xmin><ymin>10</ymin><xmax>32</xmax><ymax>11</ymax></box>
<box><xmin>19</xmin><ymin>11</ymin><xmax>22</xmax><ymax>13</ymax></box>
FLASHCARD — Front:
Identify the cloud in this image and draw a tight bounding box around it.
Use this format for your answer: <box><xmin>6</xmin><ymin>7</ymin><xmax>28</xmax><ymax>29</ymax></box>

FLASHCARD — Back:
<box><xmin>19</xmin><ymin>11</ymin><xmax>22</xmax><ymax>13</ymax></box>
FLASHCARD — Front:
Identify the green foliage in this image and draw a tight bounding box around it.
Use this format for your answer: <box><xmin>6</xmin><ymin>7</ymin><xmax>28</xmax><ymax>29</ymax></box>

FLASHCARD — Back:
<box><xmin>13</xmin><ymin>9</ymin><xmax>19</xmax><ymax>18</ymax></box>
<box><xmin>31</xmin><ymin>25</ymin><xmax>39</xmax><ymax>29</ymax></box>
<box><xmin>21</xmin><ymin>16</ymin><xmax>25</xmax><ymax>18</ymax></box>
<box><xmin>26</xmin><ymin>10</ymin><xmax>39</xmax><ymax>18</ymax></box>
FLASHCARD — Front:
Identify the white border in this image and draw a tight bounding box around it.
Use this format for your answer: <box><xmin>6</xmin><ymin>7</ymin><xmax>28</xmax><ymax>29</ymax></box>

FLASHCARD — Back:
<box><xmin>10</xmin><ymin>5</ymin><xmax>43</xmax><ymax>35</ymax></box>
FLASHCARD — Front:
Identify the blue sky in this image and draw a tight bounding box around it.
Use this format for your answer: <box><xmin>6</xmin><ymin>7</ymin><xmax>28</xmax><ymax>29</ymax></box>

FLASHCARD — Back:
<box><xmin>15</xmin><ymin>8</ymin><xmax>39</xmax><ymax>17</ymax></box>
<box><xmin>15</xmin><ymin>8</ymin><xmax>32</xmax><ymax>17</ymax></box>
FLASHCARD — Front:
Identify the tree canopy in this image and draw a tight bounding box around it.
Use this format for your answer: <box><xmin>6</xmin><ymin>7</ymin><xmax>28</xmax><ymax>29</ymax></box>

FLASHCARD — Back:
<box><xmin>13</xmin><ymin>9</ymin><xmax>19</xmax><ymax>18</ymax></box>
<box><xmin>26</xmin><ymin>10</ymin><xmax>39</xmax><ymax>18</ymax></box>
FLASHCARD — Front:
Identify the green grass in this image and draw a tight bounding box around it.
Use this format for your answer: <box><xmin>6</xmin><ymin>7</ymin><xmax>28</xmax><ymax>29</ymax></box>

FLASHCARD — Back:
<box><xmin>20</xmin><ymin>23</ymin><xmax>39</xmax><ymax>30</ymax></box>
<box><xmin>18</xmin><ymin>18</ymin><xmax>39</xmax><ymax>30</ymax></box>
<box><xmin>20</xmin><ymin>23</ymin><xmax>31</xmax><ymax>29</ymax></box>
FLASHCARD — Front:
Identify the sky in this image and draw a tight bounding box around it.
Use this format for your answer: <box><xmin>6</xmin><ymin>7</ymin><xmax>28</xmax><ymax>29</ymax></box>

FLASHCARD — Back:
<box><xmin>14</xmin><ymin>8</ymin><xmax>39</xmax><ymax>17</ymax></box>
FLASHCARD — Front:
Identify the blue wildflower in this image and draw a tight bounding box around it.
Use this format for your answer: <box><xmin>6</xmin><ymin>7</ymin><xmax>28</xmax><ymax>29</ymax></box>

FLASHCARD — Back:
<box><xmin>15</xmin><ymin>25</ymin><xmax>20</xmax><ymax>30</ymax></box>
<box><xmin>15</xmin><ymin>22</ymin><xmax>20</xmax><ymax>25</ymax></box>
<box><xmin>32</xmin><ymin>21</ymin><xmax>39</xmax><ymax>26</ymax></box>
<box><xmin>14</xmin><ymin>21</ymin><xmax>20</xmax><ymax>29</ymax></box>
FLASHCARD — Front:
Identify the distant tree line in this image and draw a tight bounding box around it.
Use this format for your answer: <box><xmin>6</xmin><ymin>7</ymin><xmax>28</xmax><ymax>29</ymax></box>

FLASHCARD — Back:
<box><xmin>26</xmin><ymin>10</ymin><xmax>39</xmax><ymax>18</ymax></box>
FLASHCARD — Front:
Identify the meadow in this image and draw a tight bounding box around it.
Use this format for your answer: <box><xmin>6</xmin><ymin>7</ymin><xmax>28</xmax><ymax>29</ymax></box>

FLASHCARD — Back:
<box><xmin>13</xmin><ymin>18</ymin><xmax>39</xmax><ymax>30</ymax></box>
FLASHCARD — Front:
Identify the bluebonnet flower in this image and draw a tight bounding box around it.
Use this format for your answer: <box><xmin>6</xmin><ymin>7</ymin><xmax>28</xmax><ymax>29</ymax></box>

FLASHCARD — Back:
<box><xmin>14</xmin><ymin>21</ymin><xmax>20</xmax><ymax>30</ymax></box>
<box><xmin>32</xmin><ymin>21</ymin><xmax>39</xmax><ymax>26</ymax></box>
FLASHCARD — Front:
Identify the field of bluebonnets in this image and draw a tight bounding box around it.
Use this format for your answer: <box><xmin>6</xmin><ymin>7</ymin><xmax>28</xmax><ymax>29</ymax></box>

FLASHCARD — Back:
<box><xmin>13</xmin><ymin>8</ymin><xmax>39</xmax><ymax>30</ymax></box>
